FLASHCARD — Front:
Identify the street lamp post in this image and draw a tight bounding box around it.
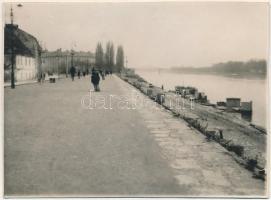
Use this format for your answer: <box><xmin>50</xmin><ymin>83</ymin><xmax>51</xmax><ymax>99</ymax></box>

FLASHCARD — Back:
<box><xmin>10</xmin><ymin>6</ymin><xmax>15</xmax><ymax>89</ymax></box>
<box><xmin>66</xmin><ymin>55</ymin><xmax>68</xmax><ymax>77</ymax></box>
<box><xmin>57</xmin><ymin>53</ymin><xmax>60</xmax><ymax>79</ymax></box>
<box><xmin>9</xmin><ymin>3</ymin><xmax>23</xmax><ymax>89</ymax></box>
<box><xmin>70</xmin><ymin>50</ymin><xmax>74</xmax><ymax>77</ymax></box>
<box><xmin>70</xmin><ymin>41</ymin><xmax>76</xmax><ymax>71</ymax></box>
<box><xmin>10</xmin><ymin>28</ymin><xmax>15</xmax><ymax>88</ymax></box>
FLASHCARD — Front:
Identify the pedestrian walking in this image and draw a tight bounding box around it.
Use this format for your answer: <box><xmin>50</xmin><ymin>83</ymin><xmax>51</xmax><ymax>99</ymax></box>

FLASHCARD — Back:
<box><xmin>70</xmin><ymin>66</ymin><xmax>76</xmax><ymax>81</ymax></box>
<box><xmin>91</xmin><ymin>69</ymin><xmax>100</xmax><ymax>92</ymax></box>
<box><xmin>38</xmin><ymin>73</ymin><xmax>42</xmax><ymax>84</ymax></box>
<box><xmin>42</xmin><ymin>73</ymin><xmax>46</xmax><ymax>82</ymax></box>
<box><xmin>101</xmin><ymin>71</ymin><xmax>105</xmax><ymax>80</ymax></box>
<box><xmin>78</xmin><ymin>70</ymin><xmax>81</xmax><ymax>79</ymax></box>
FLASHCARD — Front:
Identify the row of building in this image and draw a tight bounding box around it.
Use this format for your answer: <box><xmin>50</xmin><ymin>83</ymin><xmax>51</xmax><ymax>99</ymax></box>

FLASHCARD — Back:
<box><xmin>4</xmin><ymin>24</ymin><xmax>95</xmax><ymax>83</ymax></box>
<box><xmin>41</xmin><ymin>49</ymin><xmax>94</xmax><ymax>76</ymax></box>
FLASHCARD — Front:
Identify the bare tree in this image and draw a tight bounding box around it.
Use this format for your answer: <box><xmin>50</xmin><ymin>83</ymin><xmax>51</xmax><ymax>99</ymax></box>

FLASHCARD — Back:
<box><xmin>116</xmin><ymin>45</ymin><xmax>124</xmax><ymax>72</ymax></box>
<box><xmin>95</xmin><ymin>42</ymin><xmax>104</xmax><ymax>69</ymax></box>
<box><xmin>105</xmin><ymin>41</ymin><xmax>115</xmax><ymax>72</ymax></box>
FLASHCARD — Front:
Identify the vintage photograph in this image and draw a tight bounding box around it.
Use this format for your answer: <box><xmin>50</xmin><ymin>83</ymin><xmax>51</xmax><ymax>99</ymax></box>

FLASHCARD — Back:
<box><xmin>3</xmin><ymin>1</ymin><xmax>269</xmax><ymax>197</ymax></box>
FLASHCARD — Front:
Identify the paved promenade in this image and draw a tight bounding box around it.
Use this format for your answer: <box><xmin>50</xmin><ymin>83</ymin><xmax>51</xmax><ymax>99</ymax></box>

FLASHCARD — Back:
<box><xmin>4</xmin><ymin>75</ymin><xmax>266</xmax><ymax>197</ymax></box>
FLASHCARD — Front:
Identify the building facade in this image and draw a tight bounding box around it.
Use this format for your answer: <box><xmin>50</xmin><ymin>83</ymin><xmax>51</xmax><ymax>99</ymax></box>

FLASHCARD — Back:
<box><xmin>41</xmin><ymin>49</ymin><xmax>95</xmax><ymax>75</ymax></box>
<box><xmin>4</xmin><ymin>24</ymin><xmax>41</xmax><ymax>82</ymax></box>
<box><xmin>15</xmin><ymin>55</ymin><xmax>37</xmax><ymax>81</ymax></box>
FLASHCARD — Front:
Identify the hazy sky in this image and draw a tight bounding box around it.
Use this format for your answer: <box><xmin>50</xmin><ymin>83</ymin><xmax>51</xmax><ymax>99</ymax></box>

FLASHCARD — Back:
<box><xmin>4</xmin><ymin>2</ymin><xmax>269</xmax><ymax>68</ymax></box>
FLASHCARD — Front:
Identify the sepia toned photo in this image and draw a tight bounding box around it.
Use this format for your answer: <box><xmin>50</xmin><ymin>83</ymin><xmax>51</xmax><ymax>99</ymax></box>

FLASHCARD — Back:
<box><xmin>2</xmin><ymin>1</ymin><xmax>269</xmax><ymax>198</ymax></box>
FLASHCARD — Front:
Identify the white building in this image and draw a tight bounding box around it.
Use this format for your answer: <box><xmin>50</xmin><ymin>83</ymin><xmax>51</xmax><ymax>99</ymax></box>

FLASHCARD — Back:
<box><xmin>4</xmin><ymin>24</ymin><xmax>41</xmax><ymax>83</ymax></box>
<box><xmin>15</xmin><ymin>55</ymin><xmax>37</xmax><ymax>81</ymax></box>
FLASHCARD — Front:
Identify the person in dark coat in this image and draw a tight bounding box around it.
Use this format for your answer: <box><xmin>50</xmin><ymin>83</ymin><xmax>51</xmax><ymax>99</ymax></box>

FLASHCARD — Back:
<box><xmin>42</xmin><ymin>73</ymin><xmax>46</xmax><ymax>82</ymax></box>
<box><xmin>70</xmin><ymin>66</ymin><xmax>76</xmax><ymax>81</ymax></box>
<box><xmin>78</xmin><ymin>69</ymin><xmax>81</xmax><ymax>79</ymax></box>
<box><xmin>91</xmin><ymin>70</ymin><xmax>100</xmax><ymax>91</ymax></box>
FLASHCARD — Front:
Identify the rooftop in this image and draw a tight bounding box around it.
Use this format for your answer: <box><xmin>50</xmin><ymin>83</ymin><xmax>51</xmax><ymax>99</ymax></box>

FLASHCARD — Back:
<box><xmin>4</xmin><ymin>24</ymin><xmax>41</xmax><ymax>57</ymax></box>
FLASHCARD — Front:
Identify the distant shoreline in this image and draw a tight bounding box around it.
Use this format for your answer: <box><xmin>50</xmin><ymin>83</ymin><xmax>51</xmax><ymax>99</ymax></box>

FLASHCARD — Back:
<box><xmin>136</xmin><ymin>59</ymin><xmax>267</xmax><ymax>79</ymax></box>
<box><xmin>168</xmin><ymin>70</ymin><xmax>267</xmax><ymax>79</ymax></box>
<box><xmin>136</xmin><ymin>68</ymin><xmax>267</xmax><ymax>80</ymax></box>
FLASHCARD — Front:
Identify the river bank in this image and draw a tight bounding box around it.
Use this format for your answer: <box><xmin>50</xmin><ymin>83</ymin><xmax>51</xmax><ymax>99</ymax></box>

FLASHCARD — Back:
<box><xmin>136</xmin><ymin>69</ymin><xmax>267</xmax><ymax>128</ymax></box>
<box><xmin>119</xmin><ymin>70</ymin><xmax>267</xmax><ymax>180</ymax></box>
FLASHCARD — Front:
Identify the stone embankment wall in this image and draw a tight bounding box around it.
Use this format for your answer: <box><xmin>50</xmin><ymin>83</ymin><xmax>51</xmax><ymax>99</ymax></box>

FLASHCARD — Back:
<box><xmin>119</xmin><ymin>72</ymin><xmax>267</xmax><ymax>181</ymax></box>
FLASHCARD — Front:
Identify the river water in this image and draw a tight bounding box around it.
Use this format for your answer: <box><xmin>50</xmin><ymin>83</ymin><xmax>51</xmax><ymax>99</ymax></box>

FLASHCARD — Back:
<box><xmin>135</xmin><ymin>69</ymin><xmax>268</xmax><ymax>128</ymax></box>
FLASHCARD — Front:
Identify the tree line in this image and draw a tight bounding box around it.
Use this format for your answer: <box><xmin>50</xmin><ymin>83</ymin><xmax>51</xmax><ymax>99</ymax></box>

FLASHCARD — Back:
<box><xmin>95</xmin><ymin>41</ymin><xmax>125</xmax><ymax>73</ymax></box>
<box><xmin>171</xmin><ymin>59</ymin><xmax>267</xmax><ymax>77</ymax></box>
